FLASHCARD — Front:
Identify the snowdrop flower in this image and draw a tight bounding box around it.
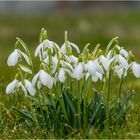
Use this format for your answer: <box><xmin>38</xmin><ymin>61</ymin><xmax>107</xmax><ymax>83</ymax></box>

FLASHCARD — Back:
<box><xmin>60</xmin><ymin>41</ymin><xmax>80</xmax><ymax>54</ymax></box>
<box><xmin>32</xmin><ymin>70</ymin><xmax>53</xmax><ymax>89</ymax></box>
<box><xmin>72</xmin><ymin>63</ymin><xmax>84</xmax><ymax>80</ymax></box>
<box><xmin>19</xmin><ymin>50</ymin><xmax>31</xmax><ymax>65</ymax></box>
<box><xmin>35</xmin><ymin>39</ymin><xmax>59</xmax><ymax>59</ymax></box>
<box><xmin>18</xmin><ymin>82</ymin><xmax>27</xmax><ymax>96</ymax></box>
<box><xmin>92</xmin><ymin>72</ymin><xmax>103</xmax><ymax>82</ymax></box>
<box><xmin>120</xmin><ymin>48</ymin><xmax>129</xmax><ymax>58</ymax></box>
<box><xmin>58</xmin><ymin>68</ymin><xmax>66</xmax><ymax>83</ymax></box>
<box><xmin>60</xmin><ymin>60</ymin><xmax>73</xmax><ymax>71</ymax></box>
<box><xmin>115</xmin><ymin>54</ymin><xmax>129</xmax><ymax>69</ymax></box>
<box><xmin>106</xmin><ymin>50</ymin><xmax>112</xmax><ymax>60</ymax></box>
<box><xmin>7</xmin><ymin>49</ymin><xmax>20</xmax><ymax>66</ymax></box>
<box><xmin>131</xmin><ymin>62</ymin><xmax>140</xmax><ymax>78</ymax></box>
<box><xmin>43</xmin><ymin>56</ymin><xmax>58</xmax><ymax>74</ymax></box>
<box><xmin>99</xmin><ymin>55</ymin><xmax>114</xmax><ymax>71</ymax></box>
<box><xmin>6</xmin><ymin>79</ymin><xmax>19</xmax><ymax>94</ymax></box>
<box><xmin>7</xmin><ymin>49</ymin><xmax>31</xmax><ymax>66</ymax></box>
<box><xmin>68</xmin><ymin>55</ymin><xmax>78</xmax><ymax>65</ymax></box>
<box><xmin>85</xmin><ymin>60</ymin><xmax>104</xmax><ymax>76</ymax></box>
<box><xmin>24</xmin><ymin>79</ymin><xmax>36</xmax><ymax>96</ymax></box>
<box><xmin>114</xmin><ymin>65</ymin><xmax>127</xmax><ymax>78</ymax></box>
<box><xmin>19</xmin><ymin>64</ymin><xmax>32</xmax><ymax>74</ymax></box>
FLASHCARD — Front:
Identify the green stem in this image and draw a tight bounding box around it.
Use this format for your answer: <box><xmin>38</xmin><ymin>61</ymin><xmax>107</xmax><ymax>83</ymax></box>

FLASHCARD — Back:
<box><xmin>118</xmin><ymin>75</ymin><xmax>124</xmax><ymax>100</ymax></box>
<box><xmin>27</xmin><ymin>98</ymin><xmax>40</xmax><ymax>129</ymax></box>
<box><xmin>107</xmin><ymin>70</ymin><xmax>112</xmax><ymax>109</ymax></box>
<box><xmin>18</xmin><ymin>68</ymin><xmax>40</xmax><ymax>128</ymax></box>
<box><xmin>54</xmin><ymin>84</ymin><xmax>68</xmax><ymax>121</ymax></box>
<box><xmin>83</xmin><ymin>76</ymin><xmax>91</xmax><ymax>128</ymax></box>
<box><xmin>77</xmin><ymin>80</ymin><xmax>81</xmax><ymax>128</ymax></box>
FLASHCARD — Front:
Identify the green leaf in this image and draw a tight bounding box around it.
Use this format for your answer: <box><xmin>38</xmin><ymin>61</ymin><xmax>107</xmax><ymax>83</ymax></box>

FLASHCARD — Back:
<box><xmin>13</xmin><ymin>106</ymin><xmax>34</xmax><ymax>121</ymax></box>
<box><xmin>62</xmin><ymin>89</ymin><xmax>78</xmax><ymax>127</ymax></box>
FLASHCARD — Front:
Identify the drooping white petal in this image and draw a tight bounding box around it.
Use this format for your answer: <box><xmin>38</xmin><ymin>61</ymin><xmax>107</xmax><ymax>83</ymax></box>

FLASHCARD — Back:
<box><xmin>85</xmin><ymin>60</ymin><xmax>97</xmax><ymax>75</ymax></box>
<box><xmin>106</xmin><ymin>50</ymin><xmax>112</xmax><ymax>60</ymax></box>
<box><xmin>45</xmin><ymin>40</ymin><xmax>53</xmax><ymax>50</ymax></box>
<box><xmin>52</xmin><ymin>56</ymin><xmax>58</xmax><ymax>74</ymax></box>
<box><xmin>53</xmin><ymin>42</ymin><xmax>60</xmax><ymax>50</ymax></box>
<box><xmin>131</xmin><ymin>62</ymin><xmax>140</xmax><ymax>78</ymax></box>
<box><xmin>24</xmin><ymin>80</ymin><xmax>36</xmax><ymax>96</ymax></box>
<box><xmin>19</xmin><ymin>64</ymin><xmax>32</xmax><ymax>74</ymax></box>
<box><xmin>18</xmin><ymin>82</ymin><xmax>27</xmax><ymax>96</ymax></box>
<box><xmin>58</xmin><ymin>68</ymin><xmax>66</xmax><ymax>83</ymax></box>
<box><xmin>6</xmin><ymin>79</ymin><xmax>18</xmax><ymax>94</ymax></box>
<box><xmin>69</xmin><ymin>42</ymin><xmax>80</xmax><ymax>54</ymax></box>
<box><xmin>86</xmin><ymin>60</ymin><xmax>104</xmax><ymax>75</ymax></box>
<box><xmin>100</xmin><ymin>55</ymin><xmax>110</xmax><ymax>71</ymax></box>
<box><xmin>72</xmin><ymin>63</ymin><xmax>84</xmax><ymax>80</ymax></box>
<box><xmin>120</xmin><ymin>48</ymin><xmax>129</xmax><ymax>58</ymax></box>
<box><xmin>19</xmin><ymin>50</ymin><xmax>31</xmax><ymax>65</ymax></box>
<box><xmin>42</xmin><ymin>51</ymin><xmax>48</xmax><ymax>58</ymax></box>
<box><xmin>86</xmin><ymin>72</ymin><xmax>90</xmax><ymax>80</ymax></box>
<box><xmin>35</xmin><ymin>42</ymin><xmax>44</xmax><ymax>57</ymax></box>
<box><xmin>60</xmin><ymin>43</ymin><xmax>66</xmax><ymax>54</ymax></box>
<box><xmin>114</xmin><ymin>65</ymin><xmax>127</xmax><ymax>78</ymax></box>
<box><xmin>96</xmin><ymin>72</ymin><xmax>103</xmax><ymax>80</ymax></box>
<box><xmin>43</xmin><ymin>56</ymin><xmax>49</xmax><ymax>64</ymax></box>
<box><xmin>39</xmin><ymin>70</ymin><xmax>53</xmax><ymax>89</ymax></box>
<box><xmin>60</xmin><ymin>60</ymin><xmax>73</xmax><ymax>71</ymax></box>
<box><xmin>116</xmin><ymin>54</ymin><xmax>128</xmax><ymax>69</ymax></box>
<box><xmin>32</xmin><ymin>72</ymin><xmax>39</xmax><ymax>87</ymax></box>
<box><xmin>63</xmin><ymin>68</ymin><xmax>73</xmax><ymax>77</ymax></box>
<box><xmin>92</xmin><ymin>75</ymin><xmax>98</xmax><ymax>82</ymax></box>
<box><xmin>95</xmin><ymin>60</ymin><xmax>104</xmax><ymax>74</ymax></box>
<box><xmin>68</xmin><ymin>55</ymin><xmax>78</xmax><ymax>64</ymax></box>
<box><xmin>100</xmin><ymin>55</ymin><xmax>115</xmax><ymax>71</ymax></box>
<box><xmin>7</xmin><ymin>49</ymin><xmax>19</xmax><ymax>66</ymax></box>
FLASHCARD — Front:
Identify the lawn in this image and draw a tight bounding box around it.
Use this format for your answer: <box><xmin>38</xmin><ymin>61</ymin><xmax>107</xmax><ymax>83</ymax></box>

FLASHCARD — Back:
<box><xmin>0</xmin><ymin>9</ymin><xmax>140</xmax><ymax>139</ymax></box>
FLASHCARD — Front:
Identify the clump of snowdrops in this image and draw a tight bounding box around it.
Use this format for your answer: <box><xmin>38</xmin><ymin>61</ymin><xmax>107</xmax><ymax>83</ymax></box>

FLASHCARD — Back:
<box><xmin>6</xmin><ymin>28</ymin><xmax>140</xmax><ymax>134</ymax></box>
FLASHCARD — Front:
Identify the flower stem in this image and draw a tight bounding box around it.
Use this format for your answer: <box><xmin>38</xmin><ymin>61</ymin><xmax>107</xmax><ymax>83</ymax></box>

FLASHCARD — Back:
<box><xmin>118</xmin><ymin>75</ymin><xmax>124</xmax><ymax>100</ymax></box>
<box><xmin>77</xmin><ymin>80</ymin><xmax>81</xmax><ymax>128</ymax></box>
<box><xmin>107</xmin><ymin>70</ymin><xmax>112</xmax><ymax>109</ymax></box>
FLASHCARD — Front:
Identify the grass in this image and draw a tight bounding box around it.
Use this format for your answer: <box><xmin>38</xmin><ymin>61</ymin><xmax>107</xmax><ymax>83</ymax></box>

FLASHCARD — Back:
<box><xmin>0</xmin><ymin>9</ymin><xmax>140</xmax><ymax>139</ymax></box>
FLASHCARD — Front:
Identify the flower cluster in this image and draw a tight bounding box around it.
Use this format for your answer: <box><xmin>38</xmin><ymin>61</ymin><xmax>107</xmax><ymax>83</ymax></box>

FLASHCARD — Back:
<box><xmin>6</xmin><ymin>29</ymin><xmax>140</xmax><ymax>96</ymax></box>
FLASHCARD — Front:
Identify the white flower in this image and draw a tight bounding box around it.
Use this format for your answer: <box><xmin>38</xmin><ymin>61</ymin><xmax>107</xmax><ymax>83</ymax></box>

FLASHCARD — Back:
<box><xmin>68</xmin><ymin>55</ymin><xmax>78</xmax><ymax>65</ymax></box>
<box><xmin>60</xmin><ymin>41</ymin><xmax>80</xmax><ymax>54</ymax></box>
<box><xmin>72</xmin><ymin>63</ymin><xmax>84</xmax><ymax>80</ymax></box>
<box><xmin>85</xmin><ymin>60</ymin><xmax>104</xmax><ymax>75</ymax></box>
<box><xmin>24</xmin><ymin>79</ymin><xmax>36</xmax><ymax>96</ymax></box>
<box><xmin>99</xmin><ymin>55</ymin><xmax>114</xmax><ymax>71</ymax></box>
<box><xmin>19</xmin><ymin>50</ymin><xmax>31</xmax><ymax>65</ymax></box>
<box><xmin>19</xmin><ymin>64</ymin><xmax>32</xmax><ymax>74</ymax></box>
<box><xmin>114</xmin><ymin>65</ymin><xmax>127</xmax><ymax>78</ymax></box>
<box><xmin>7</xmin><ymin>49</ymin><xmax>20</xmax><ymax>66</ymax></box>
<box><xmin>35</xmin><ymin>40</ymin><xmax>58</xmax><ymax>59</ymax></box>
<box><xmin>51</xmin><ymin>56</ymin><xmax>58</xmax><ymax>74</ymax></box>
<box><xmin>6</xmin><ymin>79</ymin><xmax>19</xmax><ymax>94</ymax></box>
<box><xmin>106</xmin><ymin>50</ymin><xmax>112</xmax><ymax>60</ymax></box>
<box><xmin>92</xmin><ymin>72</ymin><xmax>103</xmax><ymax>82</ymax></box>
<box><xmin>18</xmin><ymin>82</ymin><xmax>27</xmax><ymax>96</ymax></box>
<box><xmin>43</xmin><ymin>56</ymin><xmax>58</xmax><ymax>74</ymax></box>
<box><xmin>60</xmin><ymin>60</ymin><xmax>73</xmax><ymax>71</ymax></box>
<box><xmin>32</xmin><ymin>70</ymin><xmax>53</xmax><ymax>89</ymax></box>
<box><xmin>120</xmin><ymin>48</ymin><xmax>129</xmax><ymax>58</ymax></box>
<box><xmin>58</xmin><ymin>68</ymin><xmax>66</xmax><ymax>83</ymax></box>
<box><xmin>131</xmin><ymin>62</ymin><xmax>140</xmax><ymax>78</ymax></box>
<box><xmin>39</xmin><ymin>70</ymin><xmax>53</xmax><ymax>88</ymax></box>
<box><xmin>115</xmin><ymin>54</ymin><xmax>129</xmax><ymax>69</ymax></box>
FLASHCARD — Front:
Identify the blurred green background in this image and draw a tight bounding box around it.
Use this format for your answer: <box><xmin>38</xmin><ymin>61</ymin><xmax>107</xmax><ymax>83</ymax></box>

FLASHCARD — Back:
<box><xmin>0</xmin><ymin>1</ymin><xmax>140</xmax><ymax>84</ymax></box>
